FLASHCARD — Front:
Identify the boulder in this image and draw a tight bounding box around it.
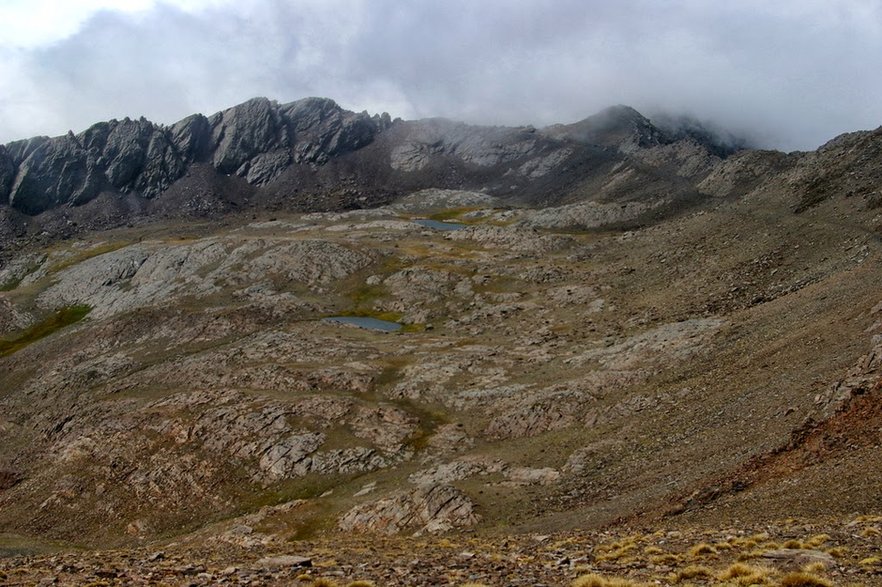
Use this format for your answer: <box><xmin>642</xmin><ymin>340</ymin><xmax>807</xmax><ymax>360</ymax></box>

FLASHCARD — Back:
<box><xmin>761</xmin><ymin>548</ymin><xmax>836</xmax><ymax>569</ymax></box>
<box><xmin>338</xmin><ymin>484</ymin><xmax>480</xmax><ymax>535</ymax></box>
<box><xmin>255</xmin><ymin>555</ymin><xmax>312</xmax><ymax>570</ymax></box>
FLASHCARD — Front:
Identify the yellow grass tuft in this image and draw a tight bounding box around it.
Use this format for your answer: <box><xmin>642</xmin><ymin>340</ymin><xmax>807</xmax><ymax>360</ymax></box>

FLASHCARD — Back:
<box><xmin>719</xmin><ymin>562</ymin><xmax>772</xmax><ymax>586</ymax></box>
<box><xmin>347</xmin><ymin>582</ymin><xmax>376</xmax><ymax>587</ymax></box>
<box><xmin>670</xmin><ymin>565</ymin><xmax>713</xmax><ymax>583</ymax></box>
<box><xmin>596</xmin><ymin>543</ymin><xmax>637</xmax><ymax>562</ymax></box>
<box><xmin>572</xmin><ymin>574</ymin><xmax>644</xmax><ymax>587</ymax></box>
<box><xmin>778</xmin><ymin>571</ymin><xmax>834</xmax><ymax>587</ymax></box>
<box><xmin>859</xmin><ymin>556</ymin><xmax>881</xmax><ymax>566</ymax></box>
<box><xmin>688</xmin><ymin>543</ymin><xmax>718</xmax><ymax>557</ymax></box>
<box><xmin>572</xmin><ymin>575</ymin><xmax>609</xmax><ymax>587</ymax></box>
<box><xmin>805</xmin><ymin>534</ymin><xmax>831</xmax><ymax>547</ymax></box>
<box><xmin>650</xmin><ymin>553</ymin><xmax>681</xmax><ymax>565</ymax></box>
<box><xmin>860</xmin><ymin>526</ymin><xmax>880</xmax><ymax>538</ymax></box>
<box><xmin>801</xmin><ymin>562</ymin><xmax>828</xmax><ymax>573</ymax></box>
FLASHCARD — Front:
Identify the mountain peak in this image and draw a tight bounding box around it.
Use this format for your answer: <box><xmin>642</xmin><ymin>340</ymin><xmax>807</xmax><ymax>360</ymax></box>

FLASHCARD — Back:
<box><xmin>542</xmin><ymin>104</ymin><xmax>665</xmax><ymax>153</ymax></box>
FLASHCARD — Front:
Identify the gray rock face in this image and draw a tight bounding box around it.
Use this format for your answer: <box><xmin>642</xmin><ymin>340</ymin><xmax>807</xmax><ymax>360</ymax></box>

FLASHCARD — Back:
<box><xmin>4</xmin><ymin>117</ymin><xmax>191</xmax><ymax>213</ymax></box>
<box><xmin>206</xmin><ymin>96</ymin><xmax>387</xmax><ymax>185</ymax></box>
<box><xmin>0</xmin><ymin>146</ymin><xmax>14</xmax><ymax>203</ymax></box>
<box><xmin>80</xmin><ymin>117</ymin><xmax>186</xmax><ymax>197</ymax></box>
<box><xmin>8</xmin><ymin>132</ymin><xmax>103</xmax><ymax>214</ymax></box>
<box><xmin>210</xmin><ymin>97</ymin><xmax>285</xmax><ymax>175</ymax></box>
<box><xmin>2</xmin><ymin>96</ymin><xmax>389</xmax><ymax>214</ymax></box>
<box><xmin>389</xmin><ymin>119</ymin><xmax>540</xmax><ymax>171</ymax></box>
<box><xmin>169</xmin><ymin>113</ymin><xmax>211</xmax><ymax>161</ymax></box>
<box><xmin>282</xmin><ymin>97</ymin><xmax>382</xmax><ymax>165</ymax></box>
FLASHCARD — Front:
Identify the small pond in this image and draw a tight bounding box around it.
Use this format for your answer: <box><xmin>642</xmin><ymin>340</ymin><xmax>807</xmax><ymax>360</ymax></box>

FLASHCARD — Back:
<box><xmin>413</xmin><ymin>219</ymin><xmax>466</xmax><ymax>231</ymax></box>
<box><xmin>323</xmin><ymin>316</ymin><xmax>402</xmax><ymax>332</ymax></box>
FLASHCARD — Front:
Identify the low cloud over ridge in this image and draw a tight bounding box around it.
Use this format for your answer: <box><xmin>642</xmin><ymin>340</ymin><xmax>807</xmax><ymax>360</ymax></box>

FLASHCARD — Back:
<box><xmin>1</xmin><ymin>0</ymin><xmax>881</xmax><ymax>151</ymax></box>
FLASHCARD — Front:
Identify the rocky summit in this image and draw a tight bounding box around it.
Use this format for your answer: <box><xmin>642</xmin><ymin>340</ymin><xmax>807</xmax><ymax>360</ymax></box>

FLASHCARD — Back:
<box><xmin>1</xmin><ymin>97</ymin><xmax>882</xmax><ymax>586</ymax></box>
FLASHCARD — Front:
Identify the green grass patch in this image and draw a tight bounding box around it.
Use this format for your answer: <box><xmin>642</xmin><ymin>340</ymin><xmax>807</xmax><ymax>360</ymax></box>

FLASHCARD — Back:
<box><xmin>0</xmin><ymin>533</ymin><xmax>65</xmax><ymax>558</ymax></box>
<box><xmin>0</xmin><ymin>305</ymin><xmax>92</xmax><ymax>357</ymax></box>
<box><xmin>428</xmin><ymin>207</ymin><xmax>482</xmax><ymax>222</ymax></box>
<box><xmin>349</xmin><ymin>283</ymin><xmax>388</xmax><ymax>309</ymax></box>
<box><xmin>0</xmin><ymin>277</ymin><xmax>23</xmax><ymax>292</ymax></box>
<box><xmin>244</xmin><ymin>474</ymin><xmax>348</xmax><ymax>509</ymax></box>
<box><xmin>337</xmin><ymin>308</ymin><xmax>403</xmax><ymax>322</ymax></box>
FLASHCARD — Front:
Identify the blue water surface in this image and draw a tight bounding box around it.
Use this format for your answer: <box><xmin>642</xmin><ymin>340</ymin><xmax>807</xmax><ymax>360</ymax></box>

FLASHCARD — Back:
<box><xmin>413</xmin><ymin>219</ymin><xmax>465</xmax><ymax>231</ymax></box>
<box><xmin>323</xmin><ymin>316</ymin><xmax>402</xmax><ymax>332</ymax></box>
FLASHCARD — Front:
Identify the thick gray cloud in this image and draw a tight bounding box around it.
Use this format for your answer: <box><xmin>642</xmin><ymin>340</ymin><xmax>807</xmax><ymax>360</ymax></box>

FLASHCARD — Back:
<box><xmin>1</xmin><ymin>0</ymin><xmax>881</xmax><ymax>150</ymax></box>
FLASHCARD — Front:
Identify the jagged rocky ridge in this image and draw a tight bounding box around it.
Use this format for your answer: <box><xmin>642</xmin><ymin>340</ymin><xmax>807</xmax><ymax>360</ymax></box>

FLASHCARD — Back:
<box><xmin>0</xmin><ymin>97</ymin><xmax>745</xmax><ymax>238</ymax></box>
<box><xmin>0</xmin><ymin>97</ymin><xmax>389</xmax><ymax>215</ymax></box>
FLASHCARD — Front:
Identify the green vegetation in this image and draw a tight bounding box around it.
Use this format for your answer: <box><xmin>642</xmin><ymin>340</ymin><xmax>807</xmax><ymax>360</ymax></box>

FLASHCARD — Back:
<box><xmin>0</xmin><ymin>305</ymin><xmax>92</xmax><ymax>358</ymax></box>
<box><xmin>428</xmin><ymin>206</ymin><xmax>481</xmax><ymax>222</ymax></box>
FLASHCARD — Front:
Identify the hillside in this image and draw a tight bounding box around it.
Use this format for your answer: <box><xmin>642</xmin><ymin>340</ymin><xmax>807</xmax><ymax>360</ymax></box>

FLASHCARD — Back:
<box><xmin>1</xmin><ymin>98</ymin><xmax>882</xmax><ymax>586</ymax></box>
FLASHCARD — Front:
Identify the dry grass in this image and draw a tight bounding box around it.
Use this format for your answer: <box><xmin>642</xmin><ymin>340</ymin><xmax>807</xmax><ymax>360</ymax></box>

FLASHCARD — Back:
<box><xmin>718</xmin><ymin>562</ymin><xmax>772</xmax><ymax>586</ymax></box>
<box><xmin>801</xmin><ymin>562</ymin><xmax>828</xmax><ymax>573</ymax></box>
<box><xmin>670</xmin><ymin>564</ymin><xmax>713</xmax><ymax>583</ymax></box>
<box><xmin>859</xmin><ymin>556</ymin><xmax>881</xmax><ymax>566</ymax></box>
<box><xmin>859</xmin><ymin>526</ymin><xmax>880</xmax><ymax>538</ymax></box>
<box><xmin>595</xmin><ymin>539</ymin><xmax>638</xmax><ymax>562</ymax></box>
<box><xmin>778</xmin><ymin>571</ymin><xmax>833</xmax><ymax>587</ymax></box>
<box><xmin>805</xmin><ymin>534</ymin><xmax>831</xmax><ymax>547</ymax></box>
<box><xmin>346</xmin><ymin>582</ymin><xmax>375</xmax><ymax>587</ymax></box>
<box><xmin>688</xmin><ymin>543</ymin><xmax>718</xmax><ymax>557</ymax></box>
<box><xmin>310</xmin><ymin>580</ymin><xmax>339</xmax><ymax>587</ymax></box>
<box><xmin>650</xmin><ymin>553</ymin><xmax>682</xmax><ymax>565</ymax></box>
<box><xmin>572</xmin><ymin>574</ymin><xmax>644</xmax><ymax>587</ymax></box>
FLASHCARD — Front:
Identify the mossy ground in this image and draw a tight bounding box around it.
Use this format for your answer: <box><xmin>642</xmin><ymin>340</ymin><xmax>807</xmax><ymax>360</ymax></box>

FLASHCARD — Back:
<box><xmin>0</xmin><ymin>305</ymin><xmax>91</xmax><ymax>357</ymax></box>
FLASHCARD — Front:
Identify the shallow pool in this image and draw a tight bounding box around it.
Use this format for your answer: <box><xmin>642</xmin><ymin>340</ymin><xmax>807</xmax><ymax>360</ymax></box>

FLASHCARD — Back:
<box><xmin>322</xmin><ymin>316</ymin><xmax>402</xmax><ymax>332</ymax></box>
<box><xmin>413</xmin><ymin>218</ymin><xmax>465</xmax><ymax>231</ymax></box>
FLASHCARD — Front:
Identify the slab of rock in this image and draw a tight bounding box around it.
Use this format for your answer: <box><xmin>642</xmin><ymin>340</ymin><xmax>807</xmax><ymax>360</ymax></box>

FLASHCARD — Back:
<box><xmin>338</xmin><ymin>484</ymin><xmax>480</xmax><ymax>535</ymax></box>
<box><xmin>255</xmin><ymin>555</ymin><xmax>312</xmax><ymax>570</ymax></box>
<box><xmin>761</xmin><ymin>548</ymin><xmax>836</xmax><ymax>569</ymax></box>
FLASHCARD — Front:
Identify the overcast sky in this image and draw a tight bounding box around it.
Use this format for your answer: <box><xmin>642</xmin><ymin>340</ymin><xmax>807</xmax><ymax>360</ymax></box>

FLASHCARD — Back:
<box><xmin>1</xmin><ymin>0</ymin><xmax>881</xmax><ymax>151</ymax></box>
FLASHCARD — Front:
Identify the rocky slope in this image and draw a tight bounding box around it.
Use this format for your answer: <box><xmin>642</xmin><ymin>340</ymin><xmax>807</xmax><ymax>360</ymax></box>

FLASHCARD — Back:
<box><xmin>1</xmin><ymin>99</ymin><xmax>882</xmax><ymax>584</ymax></box>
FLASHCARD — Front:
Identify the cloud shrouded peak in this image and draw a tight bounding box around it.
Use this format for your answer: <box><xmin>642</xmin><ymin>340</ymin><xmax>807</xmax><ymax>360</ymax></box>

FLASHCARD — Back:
<box><xmin>1</xmin><ymin>0</ymin><xmax>881</xmax><ymax>151</ymax></box>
